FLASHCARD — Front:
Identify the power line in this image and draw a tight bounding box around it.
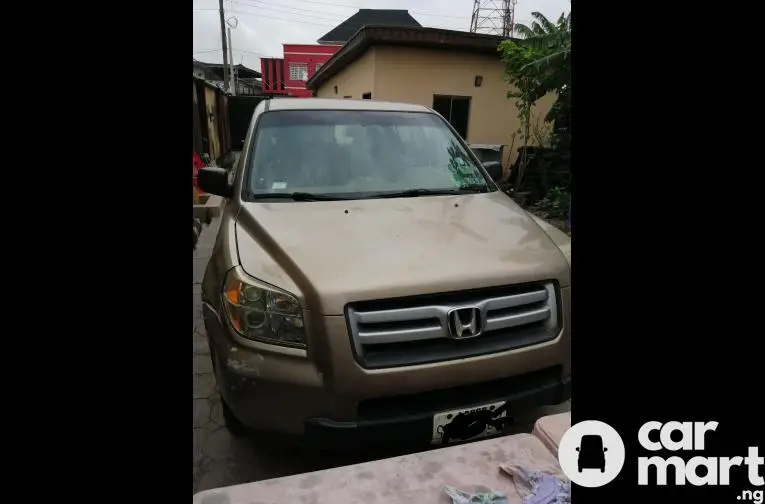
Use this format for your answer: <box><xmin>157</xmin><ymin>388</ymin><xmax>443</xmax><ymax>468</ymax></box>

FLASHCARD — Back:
<box><xmin>236</xmin><ymin>10</ymin><xmax>336</xmax><ymax>25</ymax></box>
<box><xmin>230</xmin><ymin>1</ymin><xmax>347</xmax><ymax>23</ymax></box>
<box><xmin>194</xmin><ymin>47</ymin><xmax>268</xmax><ymax>57</ymax></box>
<box><xmin>264</xmin><ymin>0</ymin><xmax>469</xmax><ymax>20</ymax></box>
<box><xmin>231</xmin><ymin>0</ymin><xmax>348</xmax><ymax>22</ymax></box>
<box><xmin>194</xmin><ymin>7</ymin><xmax>337</xmax><ymax>26</ymax></box>
<box><xmin>194</xmin><ymin>1</ymin><xmax>513</xmax><ymax>32</ymax></box>
<box><xmin>195</xmin><ymin>0</ymin><xmax>469</xmax><ymax>20</ymax></box>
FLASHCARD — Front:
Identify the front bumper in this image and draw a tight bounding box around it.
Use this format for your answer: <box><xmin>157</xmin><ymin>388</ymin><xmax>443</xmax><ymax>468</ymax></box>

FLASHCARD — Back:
<box><xmin>203</xmin><ymin>287</ymin><xmax>570</xmax><ymax>441</ymax></box>
<box><xmin>304</xmin><ymin>373</ymin><xmax>570</xmax><ymax>449</ymax></box>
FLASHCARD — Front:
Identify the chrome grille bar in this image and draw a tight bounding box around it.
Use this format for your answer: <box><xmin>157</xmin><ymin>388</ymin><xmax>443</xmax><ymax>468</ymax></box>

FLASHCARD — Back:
<box><xmin>347</xmin><ymin>283</ymin><xmax>559</xmax><ymax>367</ymax></box>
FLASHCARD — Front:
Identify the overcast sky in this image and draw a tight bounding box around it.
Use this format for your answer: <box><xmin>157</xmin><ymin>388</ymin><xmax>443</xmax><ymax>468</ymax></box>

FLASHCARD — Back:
<box><xmin>193</xmin><ymin>0</ymin><xmax>570</xmax><ymax>71</ymax></box>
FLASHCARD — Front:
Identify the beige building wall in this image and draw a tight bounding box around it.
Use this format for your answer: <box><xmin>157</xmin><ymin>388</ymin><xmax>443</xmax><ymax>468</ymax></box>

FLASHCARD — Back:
<box><xmin>373</xmin><ymin>46</ymin><xmax>554</xmax><ymax>172</ymax></box>
<box><xmin>316</xmin><ymin>48</ymin><xmax>377</xmax><ymax>100</ymax></box>
<box><xmin>315</xmin><ymin>45</ymin><xmax>555</xmax><ymax>176</ymax></box>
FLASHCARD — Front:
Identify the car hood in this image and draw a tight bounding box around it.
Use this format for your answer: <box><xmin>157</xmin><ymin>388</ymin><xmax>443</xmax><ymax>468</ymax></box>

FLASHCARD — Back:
<box><xmin>235</xmin><ymin>192</ymin><xmax>570</xmax><ymax>315</ymax></box>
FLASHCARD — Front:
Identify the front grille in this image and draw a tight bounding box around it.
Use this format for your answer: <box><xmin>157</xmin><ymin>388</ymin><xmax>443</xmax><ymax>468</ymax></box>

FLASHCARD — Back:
<box><xmin>346</xmin><ymin>282</ymin><xmax>560</xmax><ymax>369</ymax></box>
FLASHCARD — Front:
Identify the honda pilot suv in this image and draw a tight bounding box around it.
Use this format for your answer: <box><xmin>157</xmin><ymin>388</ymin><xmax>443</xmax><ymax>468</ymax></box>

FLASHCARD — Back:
<box><xmin>198</xmin><ymin>98</ymin><xmax>570</xmax><ymax>447</ymax></box>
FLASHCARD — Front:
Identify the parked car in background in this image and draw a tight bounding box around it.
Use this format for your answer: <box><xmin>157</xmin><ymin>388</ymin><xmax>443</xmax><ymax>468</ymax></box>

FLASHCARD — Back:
<box><xmin>197</xmin><ymin>98</ymin><xmax>571</xmax><ymax>448</ymax></box>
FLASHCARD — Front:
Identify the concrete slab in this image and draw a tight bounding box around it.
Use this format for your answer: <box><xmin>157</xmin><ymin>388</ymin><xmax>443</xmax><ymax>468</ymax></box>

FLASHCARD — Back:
<box><xmin>532</xmin><ymin>412</ymin><xmax>570</xmax><ymax>456</ymax></box>
<box><xmin>193</xmin><ymin>433</ymin><xmax>563</xmax><ymax>504</ymax></box>
<box><xmin>206</xmin><ymin>195</ymin><xmax>224</xmax><ymax>217</ymax></box>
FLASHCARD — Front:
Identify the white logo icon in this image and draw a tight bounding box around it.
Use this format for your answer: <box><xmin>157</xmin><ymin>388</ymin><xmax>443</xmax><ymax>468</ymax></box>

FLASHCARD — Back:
<box><xmin>558</xmin><ymin>420</ymin><xmax>626</xmax><ymax>487</ymax></box>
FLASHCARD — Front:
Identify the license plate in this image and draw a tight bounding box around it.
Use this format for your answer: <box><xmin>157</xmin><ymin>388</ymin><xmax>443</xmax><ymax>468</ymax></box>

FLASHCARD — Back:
<box><xmin>431</xmin><ymin>401</ymin><xmax>507</xmax><ymax>445</ymax></box>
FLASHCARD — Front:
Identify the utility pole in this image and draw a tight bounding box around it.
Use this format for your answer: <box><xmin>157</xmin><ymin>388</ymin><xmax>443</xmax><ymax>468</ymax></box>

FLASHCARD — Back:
<box><xmin>227</xmin><ymin>26</ymin><xmax>236</xmax><ymax>95</ymax></box>
<box><xmin>218</xmin><ymin>0</ymin><xmax>230</xmax><ymax>92</ymax></box>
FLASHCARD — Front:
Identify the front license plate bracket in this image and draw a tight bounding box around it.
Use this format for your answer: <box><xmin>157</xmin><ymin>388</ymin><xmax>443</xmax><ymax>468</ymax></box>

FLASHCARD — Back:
<box><xmin>432</xmin><ymin>401</ymin><xmax>509</xmax><ymax>445</ymax></box>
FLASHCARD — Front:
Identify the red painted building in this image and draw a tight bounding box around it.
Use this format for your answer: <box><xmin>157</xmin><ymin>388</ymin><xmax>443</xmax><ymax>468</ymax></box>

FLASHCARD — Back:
<box><xmin>260</xmin><ymin>57</ymin><xmax>287</xmax><ymax>96</ymax></box>
<box><xmin>260</xmin><ymin>44</ymin><xmax>339</xmax><ymax>97</ymax></box>
<box><xmin>260</xmin><ymin>10</ymin><xmax>421</xmax><ymax>98</ymax></box>
<box><xmin>283</xmin><ymin>44</ymin><xmax>341</xmax><ymax>97</ymax></box>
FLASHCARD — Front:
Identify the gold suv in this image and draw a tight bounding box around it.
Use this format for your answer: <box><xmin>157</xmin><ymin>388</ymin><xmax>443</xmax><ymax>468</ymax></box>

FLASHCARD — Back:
<box><xmin>199</xmin><ymin>98</ymin><xmax>570</xmax><ymax>447</ymax></box>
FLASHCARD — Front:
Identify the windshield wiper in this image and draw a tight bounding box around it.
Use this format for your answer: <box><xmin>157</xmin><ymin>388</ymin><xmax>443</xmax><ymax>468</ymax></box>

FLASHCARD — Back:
<box><xmin>365</xmin><ymin>186</ymin><xmax>489</xmax><ymax>199</ymax></box>
<box><xmin>458</xmin><ymin>184</ymin><xmax>492</xmax><ymax>193</ymax></box>
<box><xmin>245</xmin><ymin>191</ymin><xmax>352</xmax><ymax>201</ymax></box>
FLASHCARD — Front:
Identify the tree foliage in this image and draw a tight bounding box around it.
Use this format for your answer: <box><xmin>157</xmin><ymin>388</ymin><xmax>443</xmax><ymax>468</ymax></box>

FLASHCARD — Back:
<box><xmin>499</xmin><ymin>11</ymin><xmax>570</xmax><ymax>125</ymax></box>
<box><xmin>513</xmin><ymin>11</ymin><xmax>571</xmax><ymax>94</ymax></box>
<box><xmin>499</xmin><ymin>11</ymin><xmax>571</xmax><ymax>193</ymax></box>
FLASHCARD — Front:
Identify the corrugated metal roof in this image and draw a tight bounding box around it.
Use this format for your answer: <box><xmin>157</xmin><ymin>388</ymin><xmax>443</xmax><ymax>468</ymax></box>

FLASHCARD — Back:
<box><xmin>192</xmin><ymin>60</ymin><xmax>262</xmax><ymax>79</ymax></box>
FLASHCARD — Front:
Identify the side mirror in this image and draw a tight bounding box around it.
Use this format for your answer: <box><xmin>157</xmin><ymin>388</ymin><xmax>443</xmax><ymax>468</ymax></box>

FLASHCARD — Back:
<box><xmin>482</xmin><ymin>161</ymin><xmax>502</xmax><ymax>182</ymax></box>
<box><xmin>197</xmin><ymin>167</ymin><xmax>232</xmax><ymax>198</ymax></box>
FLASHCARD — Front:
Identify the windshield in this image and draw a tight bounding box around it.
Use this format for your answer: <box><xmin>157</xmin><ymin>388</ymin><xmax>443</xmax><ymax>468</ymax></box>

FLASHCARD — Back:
<box><xmin>243</xmin><ymin>110</ymin><xmax>491</xmax><ymax>200</ymax></box>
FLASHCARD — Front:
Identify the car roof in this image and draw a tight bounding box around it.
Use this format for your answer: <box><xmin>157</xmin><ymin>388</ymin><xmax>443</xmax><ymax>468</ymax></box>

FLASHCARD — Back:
<box><xmin>266</xmin><ymin>98</ymin><xmax>431</xmax><ymax>113</ymax></box>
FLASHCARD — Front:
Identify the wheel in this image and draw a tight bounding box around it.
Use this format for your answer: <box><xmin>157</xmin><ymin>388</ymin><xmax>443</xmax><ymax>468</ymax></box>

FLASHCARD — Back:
<box><xmin>220</xmin><ymin>396</ymin><xmax>250</xmax><ymax>437</ymax></box>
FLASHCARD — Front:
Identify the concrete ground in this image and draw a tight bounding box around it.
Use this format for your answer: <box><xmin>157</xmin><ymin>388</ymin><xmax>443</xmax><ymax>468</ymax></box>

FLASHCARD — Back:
<box><xmin>193</xmin><ymin>218</ymin><xmax>570</xmax><ymax>494</ymax></box>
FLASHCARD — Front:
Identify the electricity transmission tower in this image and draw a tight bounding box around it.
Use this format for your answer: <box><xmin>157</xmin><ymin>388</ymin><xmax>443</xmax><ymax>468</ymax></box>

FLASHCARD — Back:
<box><xmin>469</xmin><ymin>0</ymin><xmax>517</xmax><ymax>37</ymax></box>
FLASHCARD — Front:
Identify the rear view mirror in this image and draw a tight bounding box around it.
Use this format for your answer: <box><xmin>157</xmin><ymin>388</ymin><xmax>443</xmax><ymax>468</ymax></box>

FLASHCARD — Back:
<box><xmin>197</xmin><ymin>167</ymin><xmax>232</xmax><ymax>198</ymax></box>
<box><xmin>482</xmin><ymin>161</ymin><xmax>502</xmax><ymax>182</ymax></box>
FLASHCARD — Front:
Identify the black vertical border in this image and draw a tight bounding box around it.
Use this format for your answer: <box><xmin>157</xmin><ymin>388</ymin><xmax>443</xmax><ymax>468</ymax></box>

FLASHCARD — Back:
<box><xmin>574</xmin><ymin>0</ymin><xmax>764</xmax><ymax>502</ymax></box>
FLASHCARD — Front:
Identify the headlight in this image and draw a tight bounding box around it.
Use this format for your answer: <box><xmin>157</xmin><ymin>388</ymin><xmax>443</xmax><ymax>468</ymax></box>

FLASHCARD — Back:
<box><xmin>221</xmin><ymin>267</ymin><xmax>306</xmax><ymax>348</ymax></box>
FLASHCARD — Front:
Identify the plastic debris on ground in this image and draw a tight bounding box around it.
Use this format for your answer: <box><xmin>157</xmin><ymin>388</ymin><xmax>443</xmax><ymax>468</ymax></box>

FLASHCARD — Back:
<box><xmin>444</xmin><ymin>486</ymin><xmax>509</xmax><ymax>504</ymax></box>
<box><xmin>499</xmin><ymin>464</ymin><xmax>571</xmax><ymax>504</ymax></box>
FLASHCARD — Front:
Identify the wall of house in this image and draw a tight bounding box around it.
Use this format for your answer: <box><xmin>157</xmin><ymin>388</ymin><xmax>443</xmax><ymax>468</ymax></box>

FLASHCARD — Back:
<box><xmin>194</xmin><ymin>77</ymin><xmax>232</xmax><ymax>160</ymax></box>
<box><xmin>204</xmin><ymin>87</ymin><xmax>221</xmax><ymax>159</ymax></box>
<box><xmin>370</xmin><ymin>46</ymin><xmax>555</xmax><ymax>174</ymax></box>
<box><xmin>193</xmin><ymin>82</ymin><xmax>204</xmax><ymax>153</ymax></box>
<box><xmin>315</xmin><ymin>47</ymin><xmax>376</xmax><ymax>100</ymax></box>
<box><xmin>283</xmin><ymin>43</ymin><xmax>341</xmax><ymax>97</ymax></box>
<box><xmin>193</xmin><ymin>64</ymin><xmax>216</xmax><ymax>81</ymax></box>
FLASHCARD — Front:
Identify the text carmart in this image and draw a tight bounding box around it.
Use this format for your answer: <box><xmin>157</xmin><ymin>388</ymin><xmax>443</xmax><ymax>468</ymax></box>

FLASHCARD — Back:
<box><xmin>637</xmin><ymin>421</ymin><xmax>763</xmax><ymax>486</ymax></box>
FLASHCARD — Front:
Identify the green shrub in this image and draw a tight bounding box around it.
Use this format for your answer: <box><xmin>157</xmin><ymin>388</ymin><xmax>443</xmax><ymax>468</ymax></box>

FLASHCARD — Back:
<box><xmin>528</xmin><ymin>186</ymin><xmax>570</xmax><ymax>221</ymax></box>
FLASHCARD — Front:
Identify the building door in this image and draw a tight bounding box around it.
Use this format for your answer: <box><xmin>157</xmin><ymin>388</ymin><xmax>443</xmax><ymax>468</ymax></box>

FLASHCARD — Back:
<box><xmin>432</xmin><ymin>95</ymin><xmax>470</xmax><ymax>140</ymax></box>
